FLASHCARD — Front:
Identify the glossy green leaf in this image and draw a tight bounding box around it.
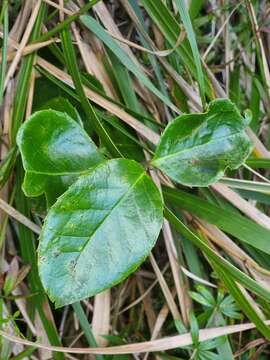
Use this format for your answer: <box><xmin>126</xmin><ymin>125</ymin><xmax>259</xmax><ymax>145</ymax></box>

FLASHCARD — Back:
<box><xmin>38</xmin><ymin>159</ymin><xmax>163</xmax><ymax>307</ymax></box>
<box><xmin>23</xmin><ymin>172</ymin><xmax>77</xmax><ymax>207</ymax></box>
<box><xmin>17</xmin><ymin>109</ymin><xmax>103</xmax><ymax>205</ymax></box>
<box><xmin>152</xmin><ymin>99</ymin><xmax>252</xmax><ymax>186</ymax></box>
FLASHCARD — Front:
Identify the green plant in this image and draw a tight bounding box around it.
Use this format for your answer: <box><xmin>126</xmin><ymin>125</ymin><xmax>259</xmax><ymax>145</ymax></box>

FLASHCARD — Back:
<box><xmin>17</xmin><ymin>98</ymin><xmax>251</xmax><ymax>307</ymax></box>
<box><xmin>3</xmin><ymin>1</ymin><xmax>270</xmax><ymax>357</ymax></box>
<box><xmin>190</xmin><ymin>286</ymin><xmax>241</xmax><ymax>325</ymax></box>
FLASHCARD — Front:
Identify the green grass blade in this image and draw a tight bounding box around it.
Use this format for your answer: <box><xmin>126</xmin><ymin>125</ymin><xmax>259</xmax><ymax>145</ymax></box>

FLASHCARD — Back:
<box><xmin>72</xmin><ymin>302</ymin><xmax>104</xmax><ymax>360</ymax></box>
<box><xmin>140</xmin><ymin>0</ymin><xmax>213</xmax><ymax>98</ymax></box>
<box><xmin>15</xmin><ymin>165</ymin><xmax>64</xmax><ymax>360</ymax></box>
<box><xmin>174</xmin><ymin>0</ymin><xmax>206</xmax><ymax>108</ymax></box>
<box><xmin>10</xmin><ymin>3</ymin><xmax>46</xmax><ymax>144</ymax></box>
<box><xmin>212</xmin><ymin>261</ymin><xmax>270</xmax><ymax>340</ymax></box>
<box><xmin>164</xmin><ymin>207</ymin><xmax>270</xmax><ymax>301</ymax></box>
<box><xmin>34</xmin><ymin>0</ymin><xmax>100</xmax><ymax>43</ymax></box>
<box><xmin>128</xmin><ymin>0</ymin><xmax>172</xmax><ymax>103</ymax></box>
<box><xmin>246</xmin><ymin>158</ymin><xmax>270</xmax><ymax>169</ymax></box>
<box><xmin>60</xmin><ymin>28</ymin><xmax>122</xmax><ymax>157</ymax></box>
<box><xmin>80</xmin><ymin>15</ymin><xmax>179</xmax><ymax>113</ymax></box>
<box><xmin>236</xmin><ymin>189</ymin><xmax>270</xmax><ymax>205</ymax></box>
<box><xmin>250</xmin><ymin>77</ymin><xmax>261</xmax><ymax>132</ymax></box>
<box><xmin>220</xmin><ymin>178</ymin><xmax>270</xmax><ymax>194</ymax></box>
<box><xmin>163</xmin><ymin>187</ymin><xmax>270</xmax><ymax>255</ymax></box>
<box><xmin>108</xmin><ymin>49</ymin><xmax>141</xmax><ymax>112</ymax></box>
<box><xmin>10</xmin><ymin>346</ymin><xmax>37</xmax><ymax>359</ymax></box>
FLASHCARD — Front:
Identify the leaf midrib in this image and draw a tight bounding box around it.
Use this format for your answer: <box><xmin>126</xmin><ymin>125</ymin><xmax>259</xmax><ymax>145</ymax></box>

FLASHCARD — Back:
<box><xmin>153</xmin><ymin>131</ymin><xmax>245</xmax><ymax>165</ymax></box>
<box><xmin>62</xmin><ymin>171</ymin><xmax>146</xmax><ymax>265</ymax></box>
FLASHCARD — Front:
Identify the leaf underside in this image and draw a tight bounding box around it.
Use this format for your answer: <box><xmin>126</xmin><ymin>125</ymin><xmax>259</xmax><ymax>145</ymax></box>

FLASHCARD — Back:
<box><xmin>152</xmin><ymin>98</ymin><xmax>252</xmax><ymax>187</ymax></box>
<box><xmin>38</xmin><ymin>159</ymin><xmax>163</xmax><ymax>307</ymax></box>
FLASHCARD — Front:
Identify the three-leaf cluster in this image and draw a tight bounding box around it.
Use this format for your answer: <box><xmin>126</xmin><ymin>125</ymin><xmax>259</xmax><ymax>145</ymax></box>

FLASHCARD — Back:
<box><xmin>17</xmin><ymin>98</ymin><xmax>252</xmax><ymax>306</ymax></box>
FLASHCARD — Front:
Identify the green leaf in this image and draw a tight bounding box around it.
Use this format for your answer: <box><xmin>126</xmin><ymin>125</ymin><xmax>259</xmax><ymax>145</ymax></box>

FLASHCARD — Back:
<box><xmin>189</xmin><ymin>311</ymin><xmax>199</xmax><ymax>347</ymax></box>
<box><xmin>17</xmin><ymin>109</ymin><xmax>103</xmax><ymax>205</ymax></box>
<box><xmin>152</xmin><ymin>99</ymin><xmax>252</xmax><ymax>186</ymax></box>
<box><xmin>38</xmin><ymin>158</ymin><xmax>163</xmax><ymax>307</ymax></box>
<box><xmin>23</xmin><ymin>172</ymin><xmax>77</xmax><ymax>207</ymax></box>
<box><xmin>189</xmin><ymin>285</ymin><xmax>215</xmax><ymax>307</ymax></box>
<box><xmin>189</xmin><ymin>291</ymin><xmax>212</xmax><ymax>307</ymax></box>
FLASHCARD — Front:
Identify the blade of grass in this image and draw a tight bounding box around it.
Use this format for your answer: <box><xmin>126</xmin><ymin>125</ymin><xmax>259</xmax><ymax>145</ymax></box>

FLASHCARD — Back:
<box><xmin>2</xmin><ymin>319</ymin><xmax>270</xmax><ymax>354</ymax></box>
<box><xmin>108</xmin><ymin>49</ymin><xmax>141</xmax><ymax>112</ymax></box>
<box><xmin>140</xmin><ymin>0</ymin><xmax>213</xmax><ymax>98</ymax></box>
<box><xmin>211</xmin><ymin>261</ymin><xmax>270</xmax><ymax>339</ymax></box>
<box><xmin>0</xmin><ymin>0</ymin><xmax>8</xmax><ymax>105</ymax></box>
<box><xmin>60</xmin><ymin>28</ymin><xmax>122</xmax><ymax>157</ymax></box>
<box><xmin>212</xmin><ymin>183</ymin><xmax>270</xmax><ymax>230</ymax></box>
<box><xmin>0</xmin><ymin>147</ymin><xmax>17</xmax><ymax>189</ymax></box>
<box><xmin>236</xmin><ymin>189</ymin><xmax>270</xmax><ymax>205</ymax></box>
<box><xmin>80</xmin><ymin>15</ymin><xmax>180</xmax><ymax>113</ymax></box>
<box><xmin>14</xmin><ymin>164</ymin><xmax>64</xmax><ymax>360</ymax></box>
<box><xmin>10</xmin><ymin>3</ymin><xmax>45</xmax><ymax>144</ymax></box>
<box><xmin>163</xmin><ymin>187</ymin><xmax>270</xmax><ymax>255</ymax></box>
<box><xmin>72</xmin><ymin>302</ymin><xmax>104</xmax><ymax>360</ymax></box>
<box><xmin>246</xmin><ymin>158</ymin><xmax>270</xmax><ymax>169</ymax></box>
<box><xmin>174</xmin><ymin>0</ymin><xmax>206</xmax><ymax>108</ymax></box>
<box><xmin>124</xmin><ymin>0</ymin><xmax>172</xmax><ymax>107</ymax></box>
<box><xmin>220</xmin><ymin>178</ymin><xmax>270</xmax><ymax>194</ymax></box>
<box><xmin>34</xmin><ymin>0</ymin><xmax>101</xmax><ymax>43</ymax></box>
<box><xmin>10</xmin><ymin>346</ymin><xmax>37</xmax><ymax>360</ymax></box>
<box><xmin>164</xmin><ymin>207</ymin><xmax>270</xmax><ymax>301</ymax></box>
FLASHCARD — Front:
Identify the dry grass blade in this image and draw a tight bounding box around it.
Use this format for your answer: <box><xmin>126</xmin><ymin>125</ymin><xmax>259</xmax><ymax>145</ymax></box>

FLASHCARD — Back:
<box><xmin>149</xmin><ymin>253</ymin><xmax>181</xmax><ymax>322</ymax></box>
<box><xmin>4</xmin><ymin>0</ymin><xmax>42</xmax><ymax>90</ymax></box>
<box><xmin>93</xmin><ymin>1</ymin><xmax>147</xmax><ymax>73</ymax></box>
<box><xmin>180</xmin><ymin>266</ymin><xmax>217</xmax><ymax>288</ymax></box>
<box><xmin>36</xmin><ymin>57</ymin><xmax>160</xmax><ymax>145</ymax></box>
<box><xmin>105</xmin><ymin>27</ymin><xmax>186</xmax><ymax>57</ymax></box>
<box><xmin>234</xmin><ymin>338</ymin><xmax>267</xmax><ymax>358</ymax></box>
<box><xmin>1</xmin><ymin>321</ymin><xmax>270</xmax><ymax>354</ymax></box>
<box><xmin>195</xmin><ymin>219</ymin><xmax>270</xmax><ymax>275</ymax></box>
<box><xmin>246</xmin><ymin>0</ymin><xmax>270</xmax><ymax>100</ymax></box>
<box><xmin>0</xmin><ymin>198</ymin><xmax>41</xmax><ymax>234</ymax></box>
<box><xmin>92</xmin><ymin>291</ymin><xmax>110</xmax><ymax>347</ymax></box>
<box><xmin>0</xmin><ymin>39</ymin><xmax>57</xmax><ymax>62</ymax></box>
<box><xmin>162</xmin><ymin>219</ymin><xmax>190</xmax><ymax>325</ymax></box>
